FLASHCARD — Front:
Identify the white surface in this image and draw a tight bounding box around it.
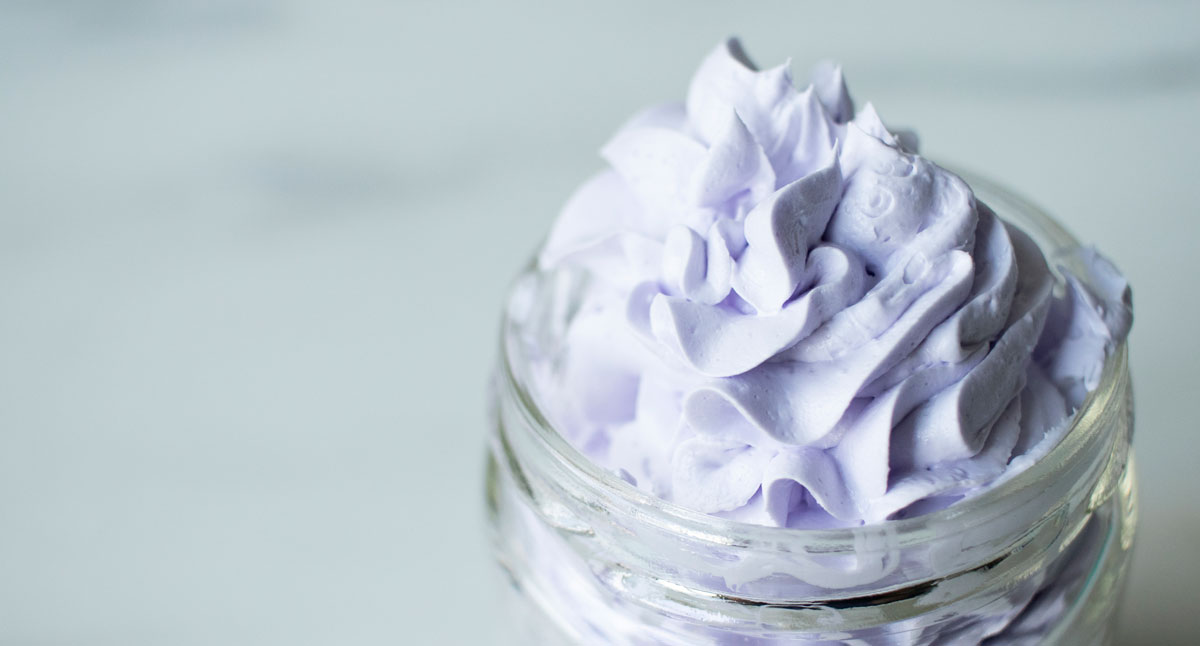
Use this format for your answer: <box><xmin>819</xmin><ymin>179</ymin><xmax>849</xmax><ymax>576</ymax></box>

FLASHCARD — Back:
<box><xmin>0</xmin><ymin>2</ymin><xmax>1197</xmax><ymax>644</ymax></box>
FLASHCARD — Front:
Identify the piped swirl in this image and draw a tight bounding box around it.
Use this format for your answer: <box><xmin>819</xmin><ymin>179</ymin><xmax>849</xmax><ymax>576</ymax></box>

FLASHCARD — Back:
<box><xmin>531</xmin><ymin>39</ymin><xmax>1131</xmax><ymax>528</ymax></box>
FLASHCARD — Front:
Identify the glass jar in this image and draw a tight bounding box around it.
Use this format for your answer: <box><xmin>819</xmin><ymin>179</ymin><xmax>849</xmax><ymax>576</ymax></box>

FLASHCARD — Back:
<box><xmin>485</xmin><ymin>172</ymin><xmax>1136</xmax><ymax>645</ymax></box>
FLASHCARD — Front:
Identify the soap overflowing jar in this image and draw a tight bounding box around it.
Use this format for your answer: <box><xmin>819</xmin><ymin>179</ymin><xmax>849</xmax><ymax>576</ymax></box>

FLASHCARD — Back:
<box><xmin>485</xmin><ymin>174</ymin><xmax>1136</xmax><ymax>645</ymax></box>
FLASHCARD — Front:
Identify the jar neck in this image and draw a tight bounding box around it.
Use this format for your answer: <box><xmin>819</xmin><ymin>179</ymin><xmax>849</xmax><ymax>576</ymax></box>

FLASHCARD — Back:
<box><xmin>493</xmin><ymin>318</ymin><xmax>1130</xmax><ymax>628</ymax></box>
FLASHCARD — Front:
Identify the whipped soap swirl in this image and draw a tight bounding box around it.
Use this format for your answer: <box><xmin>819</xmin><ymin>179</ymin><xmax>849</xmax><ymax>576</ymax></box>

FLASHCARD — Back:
<box><xmin>530</xmin><ymin>39</ymin><xmax>1132</xmax><ymax>528</ymax></box>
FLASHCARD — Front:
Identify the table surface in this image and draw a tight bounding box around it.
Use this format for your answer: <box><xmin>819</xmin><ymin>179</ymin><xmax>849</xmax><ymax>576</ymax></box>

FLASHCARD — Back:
<box><xmin>1</xmin><ymin>2</ymin><xmax>1197</xmax><ymax>644</ymax></box>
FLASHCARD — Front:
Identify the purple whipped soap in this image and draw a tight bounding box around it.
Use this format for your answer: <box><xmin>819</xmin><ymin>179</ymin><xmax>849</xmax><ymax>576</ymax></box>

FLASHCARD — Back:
<box><xmin>529</xmin><ymin>38</ymin><xmax>1132</xmax><ymax>529</ymax></box>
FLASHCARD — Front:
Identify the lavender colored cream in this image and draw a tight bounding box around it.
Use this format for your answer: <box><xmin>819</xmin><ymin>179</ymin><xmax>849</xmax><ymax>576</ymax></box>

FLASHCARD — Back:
<box><xmin>528</xmin><ymin>39</ymin><xmax>1131</xmax><ymax>531</ymax></box>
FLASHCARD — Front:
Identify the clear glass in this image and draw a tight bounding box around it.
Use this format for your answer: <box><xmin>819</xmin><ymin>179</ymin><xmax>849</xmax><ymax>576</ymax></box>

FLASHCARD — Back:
<box><xmin>485</xmin><ymin>172</ymin><xmax>1136</xmax><ymax>645</ymax></box>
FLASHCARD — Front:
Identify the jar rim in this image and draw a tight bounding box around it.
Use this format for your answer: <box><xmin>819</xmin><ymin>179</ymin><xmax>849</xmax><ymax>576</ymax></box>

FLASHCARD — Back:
<box><xmin>499</xmin><ymin>166</ymin><xmax>1130</xmax><ymax>553</ymax></box>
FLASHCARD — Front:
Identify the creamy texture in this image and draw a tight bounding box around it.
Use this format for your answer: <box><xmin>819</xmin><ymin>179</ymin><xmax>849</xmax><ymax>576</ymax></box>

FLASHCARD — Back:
<box><xmin>531</xmin><ymin>39</ymin><xmax>1131</xmax><ymax>528</ymax></box>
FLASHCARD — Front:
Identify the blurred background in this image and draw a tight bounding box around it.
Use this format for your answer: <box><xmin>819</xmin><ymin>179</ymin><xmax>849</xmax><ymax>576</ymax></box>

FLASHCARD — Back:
<box><xmin>1</xmin><ymin>1</ymin><xmax>1197</xmax><ymax>644</ymax></box>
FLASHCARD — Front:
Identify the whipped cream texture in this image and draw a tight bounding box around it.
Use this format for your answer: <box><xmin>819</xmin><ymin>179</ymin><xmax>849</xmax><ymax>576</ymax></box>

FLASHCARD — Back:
<box><xmin>529</xmin><ymin>39</ymin><xmax>1131</xmax><ymax>528</ymax></box>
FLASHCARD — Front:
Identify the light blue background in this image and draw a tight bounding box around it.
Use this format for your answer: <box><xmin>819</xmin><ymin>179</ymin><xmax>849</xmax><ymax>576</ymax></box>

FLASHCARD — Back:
<box><xmin>1</xmin><ymin>2</ymin><xmax>1196</xmax><ymax>643</ymax></box>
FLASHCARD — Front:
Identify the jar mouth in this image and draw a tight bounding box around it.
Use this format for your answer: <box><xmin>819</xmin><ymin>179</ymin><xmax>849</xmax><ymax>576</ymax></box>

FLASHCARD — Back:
<box><xmin>499</xmin><ymin>167</ymin><xmax>1131</xmax><ymax>554</ymax></box>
